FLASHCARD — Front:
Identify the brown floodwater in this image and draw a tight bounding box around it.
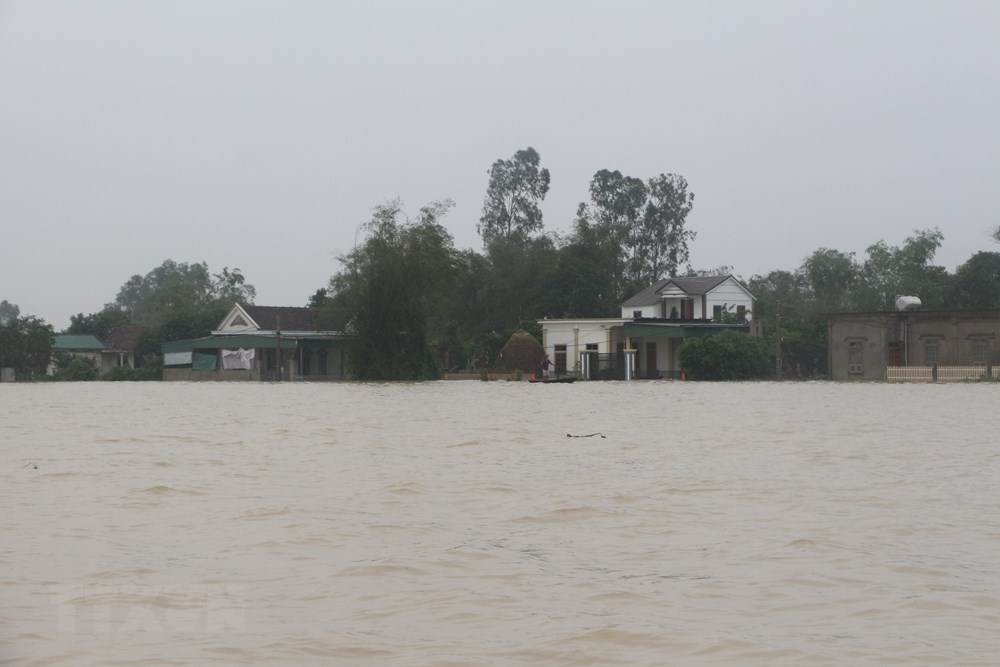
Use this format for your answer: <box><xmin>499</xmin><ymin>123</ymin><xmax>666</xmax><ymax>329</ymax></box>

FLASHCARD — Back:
<box><xmin>1</xmin><ymin>381</ymin><xmax>998</xmax><ymax>665</ymax></box>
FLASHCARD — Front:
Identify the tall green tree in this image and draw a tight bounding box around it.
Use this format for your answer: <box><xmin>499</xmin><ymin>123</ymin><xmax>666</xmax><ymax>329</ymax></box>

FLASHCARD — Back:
<box><xmin>0</xmin><ymin>315</ymin><xmax>54</xmax><ymax>379</ymax></box>
<box><xmin>478</xmin><ymin>147</ymin><xmax>551</xmax><ymax>248</ymax></box>
<box><xmin>332</xmin><ymin>199</ymin><xmax>460</xmax><ymax>380</ymax></box>
<box><xmin>547</xmin><ymin>214</ymin><xmax>622</xmax><ymax>317</ymax></box>
<box><xmin>857</xmin><ymin>228</ymin><xmax>946</xmax><ymax>310</ymax></box>
<box><xmin>576</xmin><ymin>170</ymin><xmax>647</xmax><ymax>302</ymax></box>
<box><xmin>634</xmin><ymin>173</ymin><xmax>696</xmax><ymax>284</ymax></box>
<box><xmin>578</xmin><ymin>170</ymin><xmax>696</xmax><ymax>298</ymax></box>
<box><xmin>66</xmin><ymin>306</ymin><xmax>130</xmax><ymax>339</ymax></box>
<box><xmin>748</xmin><ymin>269</ymin><xmax>827</xmax><ymax>377</ymax></box>
<box><xmin>0</xmin><ymin>300</ymin><xmax>20</xmax><ymax>325</ymax></box>
<box><xmin>949</xmin><ymin>251</ymin><xmax>1000</xmax><ymax>308</ymax></box>
<box><xmin>212</xmin><ymin>267</ymin><xmax>257</xmax><ymax>305</ymax></box>
<box><xmin>801</xmin><ymin>248</ymin><xmax>860</xmax><ymax>313</ymax></box>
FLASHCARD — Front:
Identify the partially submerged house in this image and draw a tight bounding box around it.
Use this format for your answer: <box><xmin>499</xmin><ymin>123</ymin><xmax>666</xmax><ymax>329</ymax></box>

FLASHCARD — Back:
<box><xmin>828</xmin><ymin>307</ymin><xmax>999</xmax><ymax>381</ymax></box>
<box><xmin>540</xmin><ymin>275</ymin><xmax>757</xmax><ymax>379</ymax></box>
<box><xmin>162</xmin><ymin>304</ymin><xmax>354</xmax><ymax>381</ymax></box>
<box><xmin>48</xmin><ymin>327</ymin><xmax>138</xmax><ymax>376</ymax></box>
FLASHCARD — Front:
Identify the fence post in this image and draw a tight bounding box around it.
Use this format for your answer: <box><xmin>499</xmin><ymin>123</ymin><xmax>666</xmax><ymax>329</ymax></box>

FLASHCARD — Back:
<box><xmin>931</xmin><ymin>363</ymin><xmax>937</xmax><ymax>382</ymax></box>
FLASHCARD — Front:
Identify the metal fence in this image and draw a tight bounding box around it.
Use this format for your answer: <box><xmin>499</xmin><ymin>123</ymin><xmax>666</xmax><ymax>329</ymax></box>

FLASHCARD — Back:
<box><xmin>578</xmin><ymin>352</ymin><xmax>682</xmax><ymax>380</ymax></box>
<box><xmin>886</xmin><ymin>365</ymin><xmax>998</xmax><ymax>382</ymax></box>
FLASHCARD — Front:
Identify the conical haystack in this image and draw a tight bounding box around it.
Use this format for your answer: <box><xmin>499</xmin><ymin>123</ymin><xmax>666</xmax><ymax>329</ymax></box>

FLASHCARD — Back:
<box><xmin>493</xmin><ymin>330</ymin><xmax>544</xmax><ymax>375</ymax></box>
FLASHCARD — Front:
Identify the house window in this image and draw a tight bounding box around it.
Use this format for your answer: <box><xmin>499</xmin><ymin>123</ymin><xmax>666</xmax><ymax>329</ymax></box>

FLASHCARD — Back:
<box><xmin>847</xmin><ymin>341</ymin><xmax>863</xmax><ymax>374</ymax></box>
<box><xmin>972</xmin><ymin>339</ymin><xmax>989</xmax><ymax>367</ymax></box>
<box><xmin>736</xmin><ymin>305</ymin><xmax>746</xmax><ymax>321</ymax></box>
<box><xmin>713</xmin><ymin>305</ymin><xmax>723</xmax><ymax>322</ymax></box>
<box><xmin>554</xmin><ymin>344</ymin><xmax>567</xmax><ymax>375</ymax></box>
<box><xmin>633</xmin><ymin>310</ymin><xmax>642</xmax><ymax>319</ymax></box>
<box><xmin>925</xmin><ymin>339</ymin><xmax>940</xmax><ymax>366</ymax></box>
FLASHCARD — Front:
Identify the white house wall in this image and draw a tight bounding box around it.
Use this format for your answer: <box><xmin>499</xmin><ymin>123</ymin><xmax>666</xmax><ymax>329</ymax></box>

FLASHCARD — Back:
<box><xmin>622</xmin><ymin>304</ymin><xmax>660</xmax><ymax>318</ymax></box>
<box><xmin>541</xmin><ymin>320</ymin><xmax>626</xmax><ymax>369</ymax></box>
<box><xmin>705</xmin><ymin>279</ymin><xmax>755</xmax><ymax>322</ymax></box>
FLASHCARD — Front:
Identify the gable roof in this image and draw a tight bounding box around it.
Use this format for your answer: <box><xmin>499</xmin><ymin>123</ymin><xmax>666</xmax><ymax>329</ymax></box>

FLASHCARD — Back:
<box><xmin>53</xmin><ymin>334</ymin><xmax>106</xmax><ymax>351</ymax></box>
<box><xmin>220</xmin><ymin>304</ymin><xmax>352</xmax><ymax>334</ymax></box>
<box><xmin>622</xmin><ymin>275</ymin><xmax>734</xmax><ymax>307</ymax></box>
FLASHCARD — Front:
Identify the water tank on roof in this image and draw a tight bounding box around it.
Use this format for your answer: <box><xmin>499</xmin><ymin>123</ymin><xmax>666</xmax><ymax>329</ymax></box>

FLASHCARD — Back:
<box><xmin>895</xmin><ymin>295</ymin><xmax>922</xmax><ymax>311</ymax></box>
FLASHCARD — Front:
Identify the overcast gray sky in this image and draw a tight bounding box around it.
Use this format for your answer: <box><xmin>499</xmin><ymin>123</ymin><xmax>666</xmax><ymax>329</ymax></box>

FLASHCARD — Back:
<box><xmin>3</xmin><ymin>0</ymin><xmax>998</xmax><ymax>329</ymax></box>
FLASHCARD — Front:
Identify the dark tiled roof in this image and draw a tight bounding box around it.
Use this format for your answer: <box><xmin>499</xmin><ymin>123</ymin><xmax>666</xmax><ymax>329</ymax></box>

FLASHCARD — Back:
<box><xmin>622</xmin><ymin>279</ymin><xmax>671</xmax><ymax>308</ymax></box>
<box><xmin>105</xmin><ymin>324</ymin><xmax>141</xmax><ymax>350</ymax></box>
<box><xmin>242</xmin><ymin>305</ymin><xmax>351</xmax><ymax>333</ymax></box>
<box><xmin>622</xmin><ymin>275</ymin><xmax>733</xmax><ymax>307</ymax></box>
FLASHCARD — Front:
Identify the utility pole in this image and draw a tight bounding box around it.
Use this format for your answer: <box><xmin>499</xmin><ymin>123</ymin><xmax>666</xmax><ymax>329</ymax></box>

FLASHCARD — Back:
<box><xmin>774</xmin><ymin>300</ymin><xmax>782</xmax><ymax>381</ymax></box>
<box><xmin>276</xmin><ymin>316</ymin><xmax>282</xmax><ymax>382</ymax></box>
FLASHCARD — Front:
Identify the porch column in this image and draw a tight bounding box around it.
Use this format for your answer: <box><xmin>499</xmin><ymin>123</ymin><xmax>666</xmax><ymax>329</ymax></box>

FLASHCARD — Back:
<box><xmin>573</xmin><ymin>327</ymin><xmax>580</xmax><ymax>374</ymax></box>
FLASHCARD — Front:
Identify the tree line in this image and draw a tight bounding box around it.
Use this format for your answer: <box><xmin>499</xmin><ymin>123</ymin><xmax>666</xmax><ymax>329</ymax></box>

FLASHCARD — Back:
<box><xmin>2</xmin><ymin>147</ymin><xmax>999</xmax><ymax>380</ymax></box>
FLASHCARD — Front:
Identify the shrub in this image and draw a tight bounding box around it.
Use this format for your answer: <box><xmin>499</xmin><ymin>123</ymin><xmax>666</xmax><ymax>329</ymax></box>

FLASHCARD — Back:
<box><xmin>679</xmin><ymin>331</ymin><xmax>770</xmax><ymax>381</ymax></box>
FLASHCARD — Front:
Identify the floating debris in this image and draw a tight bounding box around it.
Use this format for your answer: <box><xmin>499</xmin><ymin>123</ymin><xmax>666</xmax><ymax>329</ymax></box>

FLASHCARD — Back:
<box><xmin>566</xmin><ymin>433</ymin><xmax>606</xmax><ymax>438</ymax></box>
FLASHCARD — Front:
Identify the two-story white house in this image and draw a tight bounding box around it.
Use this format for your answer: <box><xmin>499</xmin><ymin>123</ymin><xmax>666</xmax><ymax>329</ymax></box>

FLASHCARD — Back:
<box><xmin>539</xmin><ymin>275</ymin><xmax>756</xmax><ymax>379</ymax></box>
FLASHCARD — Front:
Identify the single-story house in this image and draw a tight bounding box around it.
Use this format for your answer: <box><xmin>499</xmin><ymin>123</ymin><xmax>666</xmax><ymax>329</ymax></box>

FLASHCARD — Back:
<box><xmin>48</xmin><ymin>333</ymin><xmax>136</xmax><ymax>375</ymax></box>
<box><xmin>162</xmin><ymin>304</ymin><xmax>354</xmax><ymax>381</ymax></box>
<box><xmin>828</xmin><ymin>308</ymin><xmax>999</xmax><ymax>381</ymax></box>
<box><xmin>540</xmin><ymin>275</ymin><xmax>757</xmax><ymax>380</ymax></box>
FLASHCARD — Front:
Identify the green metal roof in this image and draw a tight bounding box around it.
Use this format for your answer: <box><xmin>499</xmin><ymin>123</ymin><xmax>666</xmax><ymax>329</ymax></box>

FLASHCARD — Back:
<box><xmin>162</xmin><ymin>333</ymin><xmax>350</xmax><ymax>354</ymax></box>
<box><xmin>53</xmin><ymin>334</ymin><xmax>106</xmax><ymax>350</ymax></box>
<box><xmin>623</xmin><ymin>322</ymin><xmax>750</xmax><ymax>339</ymax></box>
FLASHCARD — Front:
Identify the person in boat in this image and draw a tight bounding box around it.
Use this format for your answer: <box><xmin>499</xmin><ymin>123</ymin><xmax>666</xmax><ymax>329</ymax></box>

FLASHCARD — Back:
<box><xmin>541</xmin><ymin>354</ymin><xmax>553</xmax><ymax>378</ymax></box>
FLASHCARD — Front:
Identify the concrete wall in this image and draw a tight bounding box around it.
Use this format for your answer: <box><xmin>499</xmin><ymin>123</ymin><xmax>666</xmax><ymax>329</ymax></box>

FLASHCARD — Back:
<box><xmin>541</xmin><ymin>319</ymin><xmax>626</xmax><ymax>372</ymax></box>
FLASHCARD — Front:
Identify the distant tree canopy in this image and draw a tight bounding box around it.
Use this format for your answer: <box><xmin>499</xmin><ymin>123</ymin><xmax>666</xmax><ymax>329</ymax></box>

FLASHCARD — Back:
<box><xmin>0</xmin><ymin>306</ymin><xmax>54</xmax><ymax>380</ymax></box>
<box><xmin>0</xmin><ymin>300</ymin><xmax>20</xmax><ymax>325</ymax></box>
<box><xmin>949</xmin><ymin>251</ymin><xmax>1000</xmax><ymax>309</ymax></box>
<box><xmin>574</xmin><ymin>169</ymin><xmax>696</xmax><ymax>304</ymax></box>
<box><xmin>66</xmin><ymin>307</ymin><xmax>131</xmax><ymax>340</ymax></box>
<box><xmin>114</xmin><ymin>260</ymin><xmax>256</xmax><ymax>326</ymax></box>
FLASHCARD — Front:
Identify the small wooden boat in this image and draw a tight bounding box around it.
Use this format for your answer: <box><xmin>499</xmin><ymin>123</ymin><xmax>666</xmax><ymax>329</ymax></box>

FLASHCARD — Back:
<box><xmin>529</xmin><ymin>376</ymin><xmax>576</xmax><ymax>384</ymax></box>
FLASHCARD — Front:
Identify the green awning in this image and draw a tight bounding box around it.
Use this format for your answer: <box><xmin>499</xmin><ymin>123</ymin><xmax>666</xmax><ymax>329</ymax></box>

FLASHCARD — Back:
<box><xmin>192</xmin><ymin>350</ymin><xmax>218</xmax><ymax>371</ymax></box>
<box><xmin>161</xmin><ymin>339</ymin><xmax>195</xmax><ymax>353</ymax></box>
<box><xmin>191</xmin><ymin>334</ymin><xmax>299</xmax><ymax>350</ymax></box>
<box><xmin>623</xmin><ymin>322</ymin><xmax>749</xmax><ymax>339</ymax></box>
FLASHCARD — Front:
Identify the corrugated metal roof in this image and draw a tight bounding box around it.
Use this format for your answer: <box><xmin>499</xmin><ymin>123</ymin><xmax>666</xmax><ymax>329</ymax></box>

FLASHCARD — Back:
<box><xmin>53</xmin><ymin>334</ymin><xmax>106</xmax><ymax>350</ymax></box>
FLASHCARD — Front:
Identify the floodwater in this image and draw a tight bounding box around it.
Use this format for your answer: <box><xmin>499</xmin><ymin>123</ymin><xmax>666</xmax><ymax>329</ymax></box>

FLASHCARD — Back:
<box><xmin>1</xmin><ymin>381</ymin><xmax>998</xmax><ymax>666</ymax></box>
